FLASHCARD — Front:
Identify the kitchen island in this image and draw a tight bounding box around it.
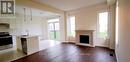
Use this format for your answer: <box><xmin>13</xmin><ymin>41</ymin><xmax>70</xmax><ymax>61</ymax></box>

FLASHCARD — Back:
<box><xmin>16</xmin><ymin>36</ymin><xmax>39</xmax><ymax>55</ymax></box>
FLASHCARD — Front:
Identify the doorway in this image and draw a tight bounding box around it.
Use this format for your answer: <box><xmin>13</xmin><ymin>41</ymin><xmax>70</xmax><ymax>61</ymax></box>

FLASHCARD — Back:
<box><xmin>48</xmin><ymin>18</ymin><xmax>60</xmax><ymax>41</ymax></box>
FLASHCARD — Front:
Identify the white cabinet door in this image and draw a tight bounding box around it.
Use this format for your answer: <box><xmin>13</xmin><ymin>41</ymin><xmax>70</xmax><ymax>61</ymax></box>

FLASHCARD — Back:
<box><xmin>15</xmin><ymin>6</ymin><xmax>32</xmax><ymax>35</ymax></box>
<box><xmin>27</xmin><ymin>36</ymin><xmax>39</xmax><ymax>55</ymax></box>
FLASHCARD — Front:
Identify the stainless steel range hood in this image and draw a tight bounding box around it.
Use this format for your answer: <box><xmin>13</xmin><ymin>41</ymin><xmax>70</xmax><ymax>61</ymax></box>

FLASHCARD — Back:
<box><xmin>0</xmin><ymin>23</ymin><xmax>10</xmax><ymax>29</ymax></box>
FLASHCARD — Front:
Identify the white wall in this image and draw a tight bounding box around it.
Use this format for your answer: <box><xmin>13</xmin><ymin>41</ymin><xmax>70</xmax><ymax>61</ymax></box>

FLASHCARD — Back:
<box><xmin>67</xmin><ymin>3</ymin><xmax>109</xmax><ymax>47</ymax></box>
<box><xmin>59</xmin><ymin>14</ymin><xmax>66</xmax><ymax>41</ymax></box>
<box><xmin>108</xmin><ymin>4</ymin><xmax>116</xmax><ymax>49</ymax></box>
<box><xmin>67</xmin><ymin>3</ymin><xmax>116</xmax><ymax>48</ymax></box>
<box><xmin>41</xmin><ymin>18</ymin><xmax>49</xmax><ymax>40</ymax></box>
<box><xmin>10</xmin><ymin>13</ymin><xmax>46</xmax><ymax>39</ymax></box>
<box><xmin>68</xmin><ymin>3</ymin><xmax>107</xmax><ymax>30</ymax></box>
<box><xmin>115</xmin><ymin>0</ymin><xmax>130</xmax><ymax>62</ymax></box>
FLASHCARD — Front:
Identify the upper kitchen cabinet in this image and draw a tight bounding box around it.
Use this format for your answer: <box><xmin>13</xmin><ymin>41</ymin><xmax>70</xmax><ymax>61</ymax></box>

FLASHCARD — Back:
<box><xmin>15</xmin><ymin>6</ymin><xmax>33</xmax><ymax>35</ymax></box>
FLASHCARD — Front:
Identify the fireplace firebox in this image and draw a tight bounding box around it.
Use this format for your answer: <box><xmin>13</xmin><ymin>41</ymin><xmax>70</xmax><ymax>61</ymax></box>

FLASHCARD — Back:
<box><xmin>76</xmin><ymin>30</ymin><xmax>94</xmax><ymax>47</ymax></box>
<box><xmin>80</xmin><ymin>35</ymin><xmax>89</xmax><ymax>44</ymax></box>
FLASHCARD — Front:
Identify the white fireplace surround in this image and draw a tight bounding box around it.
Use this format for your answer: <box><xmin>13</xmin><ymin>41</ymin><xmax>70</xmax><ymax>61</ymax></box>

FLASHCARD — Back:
<box><xmin>76</xmin><ymin>30</ymin><xmax>94</xmax><ymax>47</ymax></box>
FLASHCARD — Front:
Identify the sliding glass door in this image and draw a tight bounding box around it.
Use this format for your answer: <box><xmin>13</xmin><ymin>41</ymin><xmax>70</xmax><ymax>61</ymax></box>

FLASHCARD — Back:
<box><xmin>48</xmin><ymin>18</ymin><xmax>60</xmax><ymax>40</ymax></box>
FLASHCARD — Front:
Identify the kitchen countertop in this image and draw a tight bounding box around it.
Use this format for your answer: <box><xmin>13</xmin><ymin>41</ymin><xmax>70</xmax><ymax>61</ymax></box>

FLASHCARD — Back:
<box><xmin>18</xmin><ymin>35</ymin><xmax>38</xmax><ymax>38</ymax></box>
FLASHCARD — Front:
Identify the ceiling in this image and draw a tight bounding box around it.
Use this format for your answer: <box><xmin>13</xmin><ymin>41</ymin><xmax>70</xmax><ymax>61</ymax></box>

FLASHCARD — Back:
<box><xmin>29</xmin><ymin>8</ymin><xmax>59</xmax><ymax>17</ymax></box>
<box><xmin>32</xmin><ymin>0</ymin><xmax>107</xmax><ymax>11</ymax></box>
<box><xmin>16</xmin><ymin>5</ymin><xmax>60</xmax><ymax>17</ymax></box>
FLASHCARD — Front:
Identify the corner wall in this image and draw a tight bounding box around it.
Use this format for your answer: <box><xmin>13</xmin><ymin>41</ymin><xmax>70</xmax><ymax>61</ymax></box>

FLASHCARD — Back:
<box><xmin>67</xmin><ymin>3</ymin><xmax>115</xmax><ymax>48</ymax></box>
<box><xmin>115</xmin><ymin>0</ymin><xmax>130</xmax><ymax>62</ymax></box>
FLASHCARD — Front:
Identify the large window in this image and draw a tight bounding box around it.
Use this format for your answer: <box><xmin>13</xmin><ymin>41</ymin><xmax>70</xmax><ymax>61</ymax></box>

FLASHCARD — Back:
<box><xmin>48</xmin><ymin>18</ymin><xmax>60</xmax><ymax>40</ymax></box>
<box><xmin>69</xmin><ymin>16</ymin><xmax>75</xmax><ymax>37</ymax></box>
<box><xmin>98</xmin><ymin>12</ymin><xmax>108</xmax><ymax>39</ymax></box>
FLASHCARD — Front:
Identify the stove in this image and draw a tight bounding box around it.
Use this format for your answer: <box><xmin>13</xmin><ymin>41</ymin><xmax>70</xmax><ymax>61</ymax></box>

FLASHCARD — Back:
<box><xmin>0</xmin><ymin>32</ymin><xmax>13</xmax><ymax>50</ymax></box>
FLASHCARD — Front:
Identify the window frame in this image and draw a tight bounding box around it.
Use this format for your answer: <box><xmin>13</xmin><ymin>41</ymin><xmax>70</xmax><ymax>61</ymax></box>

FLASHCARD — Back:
<box><xmin>97</xmin><ymin>11</ymin><xmax>109</xmax><ymax>39</ymax></box>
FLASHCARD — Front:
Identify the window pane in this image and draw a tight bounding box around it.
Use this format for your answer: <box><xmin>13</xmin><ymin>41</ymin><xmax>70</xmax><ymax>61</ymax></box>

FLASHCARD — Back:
<box><xmin>48</xmin><ymin>18</ymin><xmax>60</xmax><ymax>40</ymax></box>
<box><xmin>55</xmin><ymin>30</ymin><xmax>60</xmax><ymax>40</ymax></box>
<box><xmin>48</xmin><ymin>23</ymin><xmax>54</xmax><ymax>31</ymax></box>
<box><xmin>49</xmin><ymin>31</ymin><xmax>55</xmax><ymax>40</ymax></box>
<box><xmin>55</xmin><ymin>23</ymin><xmax>59</xmax><ymax>30</ymax></box>
<box><xmin>99</xmin><ymin>12</ymin><xmax>108</xmax><ymax>38</ymax></box>
<box><xmin>70</xmin><ymin>16</ymin><xmax>75</xmax><ymax>36</ymax></box>
<box><xmin>54</xmin><ymin>23</ymin><xmax>60</xmax><ymax>40</ymax></box>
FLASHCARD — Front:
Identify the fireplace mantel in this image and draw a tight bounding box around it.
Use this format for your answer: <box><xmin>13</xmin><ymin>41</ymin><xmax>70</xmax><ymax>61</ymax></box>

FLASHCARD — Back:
<box><xmin>75</xmin><ymin>30</ymin><xmax>95</xmax><ymax>47</ymax></box>
<box><xmin>76</xmin><ymin>30</ymin><xmax>95</xmax><ymax>32</ymax></box>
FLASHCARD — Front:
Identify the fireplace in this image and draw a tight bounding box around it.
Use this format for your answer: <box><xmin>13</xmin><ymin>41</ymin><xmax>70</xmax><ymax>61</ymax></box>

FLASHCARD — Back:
<box><xmin>80</xmin><ymin>35</ymin><xmax>89</xmax><ymax>44</ymax></box>
<box><xmin>76</xmin><ymin>30</ymin><xmax>94</xmax><ymax>47</ymax></box>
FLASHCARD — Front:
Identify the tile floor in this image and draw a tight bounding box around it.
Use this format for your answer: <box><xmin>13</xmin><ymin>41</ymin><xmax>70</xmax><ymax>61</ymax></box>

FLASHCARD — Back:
<box><xmin>39</xmin><ymin>40</ymin><xmax>61</xmax><ymax>50</ymax></box>
<box><xmin>0</xmin><ymin>40</ymin><xmax>61</xmax><ymax>62</ymax></box>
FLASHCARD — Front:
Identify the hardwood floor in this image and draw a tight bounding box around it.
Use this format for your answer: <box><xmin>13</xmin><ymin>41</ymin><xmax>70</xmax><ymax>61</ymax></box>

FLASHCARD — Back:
<box><xmin>12</xmin><ymin>44</ymin><xmax>117</xmax><ymax>62</ymax></box>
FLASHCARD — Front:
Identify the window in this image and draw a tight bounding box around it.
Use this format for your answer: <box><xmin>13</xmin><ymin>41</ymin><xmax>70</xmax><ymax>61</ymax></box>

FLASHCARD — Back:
<box><xmin>67</xmin><ymin>16</ymin><xmax>75</xmax><ymax>37</ymax></box>
<box><xmin>98</xmin><ymin>12</ymin><xmax>108</xmax><ymax>39</ymax></box>
<box><xmin>48</xmin><ymin>18</ymin><xmax>60</xmax><ymax>40</ymax></box>
<box><xmin>70</xmin><ymin>16</ymin><xmax>75</xmax><ymax>36</ymax></box>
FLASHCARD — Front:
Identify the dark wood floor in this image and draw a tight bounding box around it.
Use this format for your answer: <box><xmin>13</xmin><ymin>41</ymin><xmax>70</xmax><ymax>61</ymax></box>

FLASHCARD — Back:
<box><xmin>12</xmin><ymin>44</ymin><xmax>117</xmax><ymax>62</ymax></box>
